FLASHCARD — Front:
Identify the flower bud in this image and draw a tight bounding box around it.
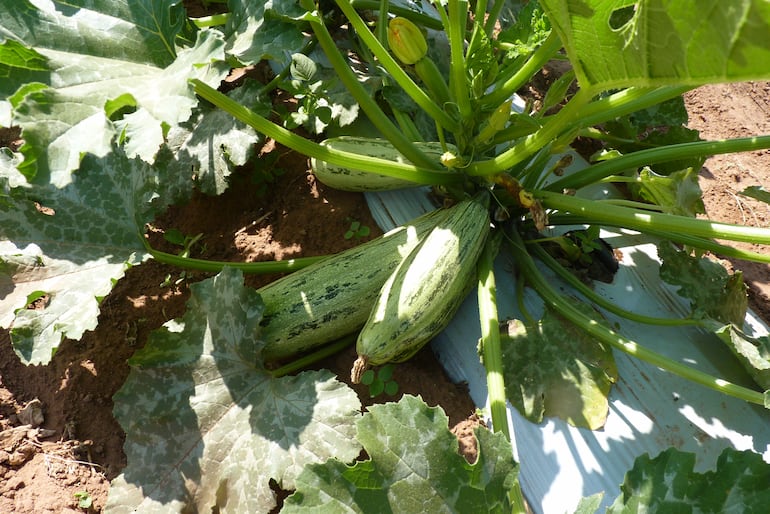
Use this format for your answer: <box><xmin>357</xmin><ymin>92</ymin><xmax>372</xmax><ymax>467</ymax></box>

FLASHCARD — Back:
<box><xmin>388</xmin><ymin>17</ymin><xmax>427</xmax><ymax>65</ymax></box>
<box><xmin>440</xmin><ymin>151</ymin><xmax>463</xmax><ymax>168</ymax></box>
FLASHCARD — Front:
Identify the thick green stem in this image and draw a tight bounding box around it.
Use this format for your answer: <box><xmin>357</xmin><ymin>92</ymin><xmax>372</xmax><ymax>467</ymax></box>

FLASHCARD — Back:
<box><xmin>334</xmin><ymin>0</ymin><xmax>459</xmax><ymax>133</ymax></box>
<box><xmin>507</xmin><ymin>228</ymin><xmax>767</xmax><ymax>407</ymax></box>
<box><xmin>541</xmin><ymin>213</ymin><xmax>770</xmax><ymax>265</ymax></box>
<box><xmin>308</xmin><ymin>6</ymin><xmax>441</xmax><ymax>169</ymax></box>
<box><xmin>477</xmin><ymin>232</ymin><xmax>510</xmax><ymax>440</ymax></box>
<box><xmin>191</xmin><ymin>80</ymin><xmax>459</xmax><ymax>186</ymax></box>
<box><xmin>481</xmin><ymin>31</ymin><xmax>562</xmax><ymax>110</ymax></box>
<box><xmin>527</xmin><ymin>242</ymin><xmax>701</xmax><ymax>327</ymax></box>
<box><xmin>467</xmin><ymin>88</ymin><xmax>593</xmax><ymax>176</ymax></box>
<box><xmin>570</xmin><ymin>86</ymin><xmax>693</xmax><ymax>131</ymax></box>
<box><xmin>537</xmin><ymin>191</ymin><xmax>770</xmax><ymax>245</ymax></box>
<box><xmin>549</xmin><ymin>135</ymin><xmax>770</xmax><ymax>191</ymax></box>
<box><xmin>270</xmin><ymin>334</ymin><xmax>357</xmax><ymax>377</ymax></box>
<box><xmin>148</xmin><ymin>246</ymin><xmax>327</xmax><ymax>274</ymax></box>
<box><xmin>447</xmin><ymin>0</ymin><xmax>472</xmax><ymax>118</ymax></box>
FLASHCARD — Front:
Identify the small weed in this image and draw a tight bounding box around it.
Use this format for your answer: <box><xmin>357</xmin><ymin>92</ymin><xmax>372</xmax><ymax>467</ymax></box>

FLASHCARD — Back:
<box><xmin>74</xmin><ymin>490</ymin><xmax>93</xmax><ymax>510</ymax></box>
<box><xmin>252</xmin><ymin>151</ymin><xmax>286</xmax><ymax>197</ymax></box>
<box><xmin>344</xmin><ymin>218</ymin><xmax>370</xmax><ymax>240</ymax></box>
<box><xmin>360</xmin><ymin>364</ymin><xmax>399</xmax><ymax>398</ymax></box>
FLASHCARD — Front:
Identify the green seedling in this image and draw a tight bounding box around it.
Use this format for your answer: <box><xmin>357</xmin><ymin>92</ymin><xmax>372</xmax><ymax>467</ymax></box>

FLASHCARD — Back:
<box><xmin>344</xmin><ymin>218</ymin><xmax>370</xmax><ymax>240</ymax></box>
<box><xmin>360</xmin><ymin>364</ymin><xmax>399</xmax><ymax>398</ymax></box>
<box><xmin>74</xmin><ymin>490</ymin><xmax>93</xmax><ymax>510</ymax></box>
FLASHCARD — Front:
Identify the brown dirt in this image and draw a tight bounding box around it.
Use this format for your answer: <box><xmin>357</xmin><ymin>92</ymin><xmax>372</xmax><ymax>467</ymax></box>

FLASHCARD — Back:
<box><xmin>684</xmin><ymin>82</ymin><xmax>770</xmax><ymax>322</ymax></box>
<box><xmin>1</xmin><ymin>49</ymin><xmax>768</xmax><ymax>514</ymax></box>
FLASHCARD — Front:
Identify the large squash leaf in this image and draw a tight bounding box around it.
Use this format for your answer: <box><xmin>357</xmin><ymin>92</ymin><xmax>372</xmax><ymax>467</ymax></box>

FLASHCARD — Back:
<box><xmin>0</xmin><ymin>0</ymin><xmax>228</xmax><ymax>184</ymax></box>
<box><xmin>540</xmin><ymin>0</ymin><xmax>770</xmax><ymax>92</ymax></box>
<box><xmin>498</xmin><ymin>304</ymin><xmax>618</xmax><ymax>430</ymax></box>
<box><xmin>607</xmin><ymin>447</ymin><xmax>770</xmax><ymax>512</ymax></box>
<box><xmin>283</xmin><ymin>395</ymin><xmax>518</xmax><ymax>513</ymax></box>
<box><xmin>107</xmin><ymin>268</ymin><xmax>362</xmax><ymax>513</ymax></box>
<box><xmin>224</xmin><ymin>0</ymin><xmax>309</xmax><ymax>68</ymax></box>
<box><xmin>0</xmin><ymin>145</ymin><xmax>192</xmax><ymax>364</ymax></box>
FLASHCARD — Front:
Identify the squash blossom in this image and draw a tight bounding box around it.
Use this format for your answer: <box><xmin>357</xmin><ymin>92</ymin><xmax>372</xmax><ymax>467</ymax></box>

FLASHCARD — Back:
<box><xmin>388</xmin><ymin>17</ymin><xmax>427</xmax><ymax>65</ymax></box>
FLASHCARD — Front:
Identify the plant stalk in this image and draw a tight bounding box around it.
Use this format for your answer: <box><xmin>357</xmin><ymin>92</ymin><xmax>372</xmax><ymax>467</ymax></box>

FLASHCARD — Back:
<box><xmin>307</xmin><ymin>5</ymin><xmax>442</xmax><ymax>170</ymax></box>
<box><xmin>270</xmin><ymin>334</ymin><xmax>357</xmax><ymax>377</ymax></box>
<box><xmin>549</xmin><ymin>134</ymin><xmax>770</xmax><ymax>191</ymax></box>
<box><xmin>447</xmin><ymin>0</ymin><xmax>472</xmax><ymax>119</ymax></box>
<box><xmin>480</xmin><ymin>31</ymin><xmax>562</xmax><ymax>110</ymax></box>
<box><xmin>147</xmin><ymin>246</ymin><xmax>328</xmax><ymax>274</ymax></box>
<box><xmin>507</xmin><ymin>228</ymin><xmax>767</xmax><ymax>407</ymax></box>
<box><xmin>477</xmin><ymin>232</ymin><xmax>510</xmax><ymax>440</ymax></box>
<box><xmin>467</xmin><ymin>87</ymin><xmax>593</xmax><ymax>176</ymax></box>
<box><xmin>191</xmin><ymin>80</ymin><xmax>459</xmax><ymax>185</ymax></box>
<box><xmin>536</xmin><ymin>191</ymin><xmax>770</xmax><ymax>244</ymax></box>
<box><xmin>333</xmin><ymin>0</ymin><xmax>460</xmax><ymax>133</ymax></box>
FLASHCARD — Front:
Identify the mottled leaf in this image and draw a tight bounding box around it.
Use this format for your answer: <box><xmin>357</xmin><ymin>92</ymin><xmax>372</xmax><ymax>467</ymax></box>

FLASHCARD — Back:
<box><xmin>283</xmin><ymin>395</ymin><xmax>518</xmax><ymax>513</ymax></box>
<box><xmin>0</xmin><ymin>0</ymin><xmax>228</xmax><ymax>184</ymax></box>
<box><xmin>224</xmin><ymin>0</ymin><xmax>308</xmax><ymax>68</ymax></box>
<box><xmin>0</xmin><ymin>145</ymin><xmax>192</xmax><ymax>364</ymax></box>
<box><xmin>608</xmin><ymin>447</ymin><xmax>770</xmax><ymax>512</ymax></box>
<box><xmin>165</xmin><ymin>80</ymin><xmax>261</xmax><ymax>195</ymax></box>
<box><xmin>658</xmin><ymin>242</ymin><xmax>748</xmax><ymax>325</ymax></box>
<box><xmin>107</xmin><ymin>268</ymin><xmax>362</xmax><ymax>513</ymax></box>
<box><xmin>498</xmin><ymin>304</ymin><xmax>618</xmax><ymax>430</ymax></box>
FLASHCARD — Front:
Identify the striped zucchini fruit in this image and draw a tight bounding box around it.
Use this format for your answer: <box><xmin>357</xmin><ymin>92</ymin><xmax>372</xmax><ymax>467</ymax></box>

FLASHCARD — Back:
<box><xmin>259</xmin><ymin>207</ymin><xmax>448</xmax><ymax>362</ymax></box>
<box><xmin>351</xmin><ymin>192</ymin><xmax>491</xmax><ymax>382</ymax></box>
<box><xmin>310</xmin><ymin>136</ymin><xmax>455</xmax><ymax>191</ymax></box>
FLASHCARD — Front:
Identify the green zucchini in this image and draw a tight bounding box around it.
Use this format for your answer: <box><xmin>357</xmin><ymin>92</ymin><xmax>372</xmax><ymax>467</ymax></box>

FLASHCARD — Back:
<box><xmin>351</xmin><ymin>193</ymin><xmax>491</xmax><ymax>382</ymax></box>
<box><xmin>311</xmin><ymin>136</ymin><xmax>454</xmax><ymax>192</ymax></box>
<box><xmin>259</xmin><ymin>207</ymin><xmax>448</xmax><ymax>362</ymax></box>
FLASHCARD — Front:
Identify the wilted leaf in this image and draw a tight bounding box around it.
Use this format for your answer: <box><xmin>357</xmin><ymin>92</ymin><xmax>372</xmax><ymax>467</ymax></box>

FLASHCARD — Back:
<box><xmin>658</xmin><ymin>242</ymin><xmax>748</xmax><ymax>325</ymax></box>
<box><xmin>498</xmin><ymin>304</ymin><xmax>618</xmax><ymax>430</ymax></box>
<box><xmin>714</xmin><ymin>324</ymin><xmax>770</xmax><ymax>390</ymax></box>
<box><xmin>107</xmin><ymin>268</ymin><xmax>362</xmax><ymax>513</ymax></box>
<box><xmin>632</xmin><ymin>167</ymin><xmax>705</xmax><ymax>217</ymax></box>
<box><xmin>283</xmin><ymin>395</ymin><xmax>518</xmax><ymax>513</ymax></box>
<box><xmin>608</xmin><ymin>447</ymin><xmax>770</xmax><ymax>512</ymax></box>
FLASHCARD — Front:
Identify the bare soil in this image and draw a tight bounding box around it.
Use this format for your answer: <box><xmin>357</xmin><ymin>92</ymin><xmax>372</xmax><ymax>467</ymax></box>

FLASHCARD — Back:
<box><xmin>0</xmin><ymin>66</ymin><xmax>768</xmax><ymax>514</ymax></box>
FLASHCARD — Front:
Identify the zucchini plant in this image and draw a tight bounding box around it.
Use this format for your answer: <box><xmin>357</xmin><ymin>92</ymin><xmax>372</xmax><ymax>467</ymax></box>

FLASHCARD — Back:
<box><xmin>3</xmin><ymin>0</ymin><xmax>770</xmax><ymax>511</ymax></box>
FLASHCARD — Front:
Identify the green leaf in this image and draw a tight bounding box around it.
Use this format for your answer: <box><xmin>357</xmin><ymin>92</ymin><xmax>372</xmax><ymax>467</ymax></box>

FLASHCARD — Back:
<box><xmin>631</xmin><ymin>167</ymin><xmax>705</xmax><ymax>217</ymax></box>
<box><xmin>165</xmin><ymin>79</ymin><xmax>260</xmax><ymax>195</ymax></box>
<box><xmin>658</xmin><ymin>242</ymin><xmax>748</xmax><ymax>326</ymax></box>
<box><xmin>498</xmin><ymin>304</ymin><xmax>618</xmax><ymax>430</ymax></box>
<box><xmin>740</xmin><ymin>185</ymin><xmax>770</xmax><ymax>205</ymax></box>
<box><xmin>107</xmin><ymin>268</ymin><xmax>362</xmax><ymax>513</ymax></box>
<box><xmin>608</xmin><ymin>447</ymin><xmax>770</xmax><ymax>512</ymax></box>
<box><xmin>714</xmin><ymin>324</ymin><xmax>770</xmax><ymax>390</ymax></box>
<box><xmin>574</xmin><ymin>493</ymin><xmax>604</xmax><ymax>514</ymax></box>
<box><xmin>0</xmin><ymin>1</ymin><xmax>228</xmax><ymax>184</ymax></box>
<box><xmin>224</xmin><ymin>0</ymin><xmax>308</xmax><ymax>67</ymax></box>
<box><xmin>540</xmin><ymin>0</ymin><xmax>770</xmax><ymax>92</ymax></box>
<box><xmin>0</xmin><ymin>145</ymin><xmax>192</xmax><ymax>364</ymax></box>
<box><xmin>283</xmin><ymin>395</ymin><xmax>518</xmax><ymax>513</ymax></box>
